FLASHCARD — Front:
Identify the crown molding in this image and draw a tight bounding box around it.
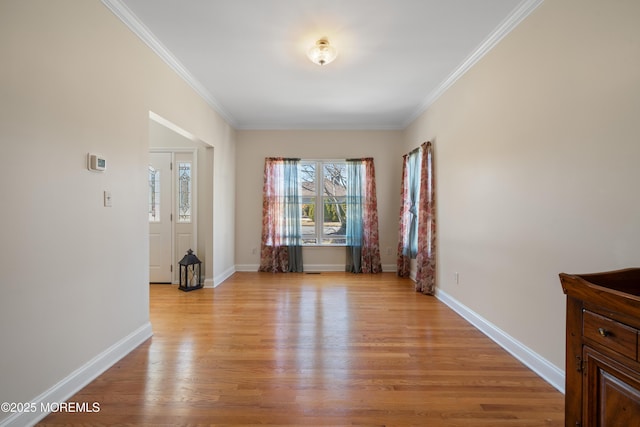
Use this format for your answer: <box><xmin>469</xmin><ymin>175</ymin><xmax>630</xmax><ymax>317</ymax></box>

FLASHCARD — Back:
<box><xmin>101</xmin><ymin>0</ymin><xmax>238</xmax><ymax>128</ymax></box>
<box><xmin>235</xmin><ymin>122</ymin><xmax>405</xmax><ymax>131</ymax></box>
<box><xmin>403</xmin><ymin>0</ymin><xmax>544</xmax><ymax>129</ymax></box>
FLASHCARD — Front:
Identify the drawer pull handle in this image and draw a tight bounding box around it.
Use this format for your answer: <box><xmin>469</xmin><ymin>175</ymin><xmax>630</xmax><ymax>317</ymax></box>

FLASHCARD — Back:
<box><xmin>598</xmin><ymin>327</ymin><xmax>610</xmax><ymax>337</ymax></box>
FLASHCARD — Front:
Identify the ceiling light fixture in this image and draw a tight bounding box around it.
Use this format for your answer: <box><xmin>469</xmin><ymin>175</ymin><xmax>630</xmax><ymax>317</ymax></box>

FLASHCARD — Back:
<box><xmin>307</xmin><ymin>38</ymin><xmax>337</xmax><ymax>66</ymax></box>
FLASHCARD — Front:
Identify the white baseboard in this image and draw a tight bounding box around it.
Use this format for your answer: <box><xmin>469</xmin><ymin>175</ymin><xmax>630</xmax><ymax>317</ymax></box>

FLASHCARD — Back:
<box><xmin>235</xmin><ymin>264</ymin><xmax>259</xmax><ymax>272</ymax></box>
<box><xmin>0</xmin><ymin>322</ymin><xmax>153</xmax><ymax>427</ymax></box>
<box><xmin>303</xmin><ymin>264</ymin><xmax>346</xmax><ymax>272</ymax></box>
<box><xmin>213</xmin><ymin>266</ymin><xmax>235</xmax><ymax>287</ymax></box>
<box><xmin>235</xmin><ymin>264</ymin><xmax>398</xmax><ymax>273</ymax></box>
<box><xmin>435</xmin><ymin>289</ymin><xmax>565</xmax><ymax>393</ymax></box>
<box><xmin>234</xmin><ymin>264</ymin><xmax>344</xmax><ymax>272</ymax></box>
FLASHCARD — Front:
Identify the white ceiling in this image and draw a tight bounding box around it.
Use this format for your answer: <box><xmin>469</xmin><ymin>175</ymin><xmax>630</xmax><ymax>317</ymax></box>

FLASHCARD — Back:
<box><xmin>105</xmin><ymin>0</ymin><xmax>541</xmax><ymax>130</ymax></box>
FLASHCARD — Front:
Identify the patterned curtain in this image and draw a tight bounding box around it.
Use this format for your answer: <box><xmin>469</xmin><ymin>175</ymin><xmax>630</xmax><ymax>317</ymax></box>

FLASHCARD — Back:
<box><xmin>258</xmin><ymin>158</ymin><xmax>303</xmax><ymax>273</ymax></box>
<box><xmin>415</xmin><ymin>142</ymin><xmax>436</xmax><ymax>294</ymax></box>
<box><xmin>346</xmin><ymin>158</ymin><xmax>382</xmax><ymax>273</ymax></box>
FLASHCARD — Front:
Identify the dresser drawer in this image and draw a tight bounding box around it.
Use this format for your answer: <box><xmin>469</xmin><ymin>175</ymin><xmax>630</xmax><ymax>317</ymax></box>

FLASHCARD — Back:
<box><xmin>583</xmin><ymin>310</ymin><xmax>638</xmax><ymax>360</ymax></box>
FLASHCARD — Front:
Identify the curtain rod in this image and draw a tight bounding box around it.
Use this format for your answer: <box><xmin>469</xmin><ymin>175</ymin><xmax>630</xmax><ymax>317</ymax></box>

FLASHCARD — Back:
<box><xmin>265</xmin><ymin>157</ymin><xmax>301</xmax><ymax>161</ymax></box>
<box><xmin>299</xmin><ymin>158</ymin><xmax>346</xmax><ymax>162</ymax></box>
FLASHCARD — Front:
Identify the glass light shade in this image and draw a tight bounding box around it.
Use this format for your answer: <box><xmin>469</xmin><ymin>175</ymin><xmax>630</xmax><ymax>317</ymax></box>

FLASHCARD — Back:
<box><xmin>307</xmin><ymin>39</ymin><xmax>337</xmax><ymax>66</ymax></box>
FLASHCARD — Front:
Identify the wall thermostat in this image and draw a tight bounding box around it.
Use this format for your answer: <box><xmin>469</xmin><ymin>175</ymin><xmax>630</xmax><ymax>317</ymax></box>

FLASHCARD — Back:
<box><xmin>87</xmin><ymin>153</ymin><xmax>106</xmax><ymax>172</ymax></box>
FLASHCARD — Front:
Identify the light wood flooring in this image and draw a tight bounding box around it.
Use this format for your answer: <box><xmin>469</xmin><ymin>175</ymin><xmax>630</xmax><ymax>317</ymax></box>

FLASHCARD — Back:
<box><xmin>38</xmin><ymin>272</ymin><xmax>564</xmax><ymax>426</ymax></box>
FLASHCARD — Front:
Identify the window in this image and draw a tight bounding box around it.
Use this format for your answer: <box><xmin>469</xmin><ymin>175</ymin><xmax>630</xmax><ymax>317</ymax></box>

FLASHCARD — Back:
<box><xmin>177</xmin><ymin>162</ymin><xmax>192</xmax><ymax>223</ymax></box>
<box><xmin>400</xmin><ymin>148</ymin><xmax>422</xmax><ymax>258</ymax></box>
<box><xmin>300</xmin><ymin>160</ymin><xmax>347</xmax><ymax>245</ymax></box>
<box><xmin>148</xmin><ymin>166</ymin><xmax>160</xmax><ymax>222</ymax></box>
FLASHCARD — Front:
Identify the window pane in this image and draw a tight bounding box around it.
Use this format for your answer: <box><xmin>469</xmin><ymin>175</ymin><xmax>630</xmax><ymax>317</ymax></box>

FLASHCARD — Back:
<box><xmin>407</xmin><ymin>150</ymin><xmax>421</xmax><ymax>258</ymax></box>
<box><xmin>302</xmin><ymin>236</ymin><xmax>318</xmax><ymax>245</ymax></box>
<box><xmin>301</xmin><ymin>197</ymin><xmax>316</xmax><ymax>239</ymax></box>
<box><xmin>300</xmin><ymin>162</ymin><xmax>316</xmax><ymax>196</ymax></box>
<box><xmin>148</xmin><ymin>166</ymin><xmax>160</xmax><ymax>222</ymax></box>
<box><xmin>302</xmin><ymin>199</ymin><xmax>317</xmax><ymax>244</ymax></box>
<box><xmin>323</xmin><ymin>196</ymin><xmax>346</xmax><ymax>244</ymax></box>
<box><xmin>177</xmin><ymin>162</ymin><xmax>192</xmax><ymax>223</ymax></box>
<box><xmin>322</xmin><ymin>163</ymin><xmax>347</xmax><ymax>198</ymax></box>
<box><xmin>322</xmin><ymin>162</ymin><xmax>347</xmax><ymax>245</ymax></box>
<box><xmin>300</xmin><ymin>162</ymin><xmax>317</xmax><ymax>245</ymax></box>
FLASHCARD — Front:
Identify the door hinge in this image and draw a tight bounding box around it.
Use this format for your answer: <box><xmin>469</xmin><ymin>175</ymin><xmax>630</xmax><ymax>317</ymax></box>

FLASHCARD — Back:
<box><xmin>576</xmin><ymin>356</ymin><xmax>585</xmax><ymax>373</ymax></box>
<box><xmin>170</xmin><ymin>162</ymin><xmax>173</xmax><ymax>170</ymax></box>
<box><xmin>170</xmin><ymin>265</ymin><xmax>173</xmax><ymax>272</ymax></box>
<box><xmin>170</xmin><ymin>213</ymin><xmax>173</xmax><ymax>222</ymax></box>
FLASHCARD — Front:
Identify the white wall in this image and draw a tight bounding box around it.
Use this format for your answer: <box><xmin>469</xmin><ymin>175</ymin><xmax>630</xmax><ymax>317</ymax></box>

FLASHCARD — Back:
<box><xmin>0</xmin><ymin>1</ymin><xmax>235</xmax><ymax>424</ymax></box>
<box><xmin>404</xmin><ymin>0</ymin><xmax>640</xmax><ymax>372</ymax></box>
<box><xmin>235</xmin><ymin>130</ymin><xmax>402</xmax><ymax>271</ymax></box>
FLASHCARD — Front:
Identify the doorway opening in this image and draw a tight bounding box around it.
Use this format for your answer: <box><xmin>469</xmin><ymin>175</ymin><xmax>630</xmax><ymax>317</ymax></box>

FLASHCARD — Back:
<box><xmin>148</xmin><ymin>112</ymin><xmax>214</xmax><ymax>285</ymax></box>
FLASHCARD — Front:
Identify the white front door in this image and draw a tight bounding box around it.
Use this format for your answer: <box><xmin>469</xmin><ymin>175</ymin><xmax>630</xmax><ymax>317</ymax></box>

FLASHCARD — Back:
<box><xmin>149</xmin><ymin>152</ymin><xmax>173</xmax><ymax>283</ymax></box>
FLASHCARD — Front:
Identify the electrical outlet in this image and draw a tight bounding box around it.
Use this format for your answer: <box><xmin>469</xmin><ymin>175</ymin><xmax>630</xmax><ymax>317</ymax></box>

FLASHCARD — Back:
<box><xmin>104</xmin><ymin>191</ymin><xmax>112</xmax><ymax>207</ymax></box>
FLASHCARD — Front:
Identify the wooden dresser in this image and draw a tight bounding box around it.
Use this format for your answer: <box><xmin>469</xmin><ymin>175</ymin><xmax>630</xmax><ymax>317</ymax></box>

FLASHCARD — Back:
<box><xmin>560</xmin><ymin>268</ymin><xmax>640</xmax><ymax>427</ymax></box>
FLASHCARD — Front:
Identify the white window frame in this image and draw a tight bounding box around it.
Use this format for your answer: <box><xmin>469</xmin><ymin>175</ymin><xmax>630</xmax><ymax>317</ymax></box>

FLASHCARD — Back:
<box><xmin>300</xmin><ymin>159</ymin><xmax>347</xmax><ymax>246</ymax></box>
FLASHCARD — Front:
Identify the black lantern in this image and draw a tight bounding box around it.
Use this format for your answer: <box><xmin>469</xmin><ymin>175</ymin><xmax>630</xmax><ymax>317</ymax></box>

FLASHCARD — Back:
<box><xmin>178</xmin><ymin>249</ymin><xmax>203</xmax><ymax>292</ymax></box>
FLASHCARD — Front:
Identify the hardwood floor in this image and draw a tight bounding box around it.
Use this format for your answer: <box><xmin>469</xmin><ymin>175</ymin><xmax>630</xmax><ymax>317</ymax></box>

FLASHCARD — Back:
<box><xmin>38</xmin><ymin>272</ymin><xmax>564</xmax><ymax>426</ymax></box>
